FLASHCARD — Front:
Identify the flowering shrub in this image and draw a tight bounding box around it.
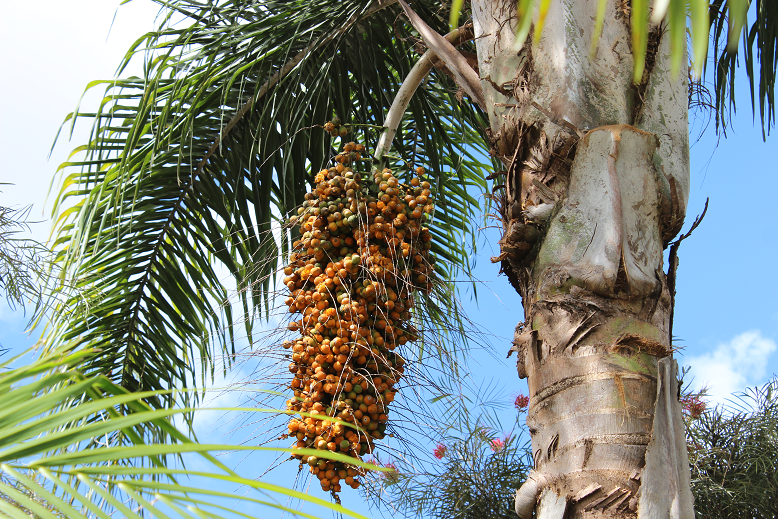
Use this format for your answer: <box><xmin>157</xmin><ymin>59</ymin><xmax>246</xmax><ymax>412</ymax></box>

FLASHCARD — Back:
<box><xmin>681</xmin><ymin>394</ymin><xmax>706</xmax><ymax>419</ymax></box>
<box><xmin>363</xmin><ymin>420</ymin><xmax>534</xmax><ymax>519</ymax></box>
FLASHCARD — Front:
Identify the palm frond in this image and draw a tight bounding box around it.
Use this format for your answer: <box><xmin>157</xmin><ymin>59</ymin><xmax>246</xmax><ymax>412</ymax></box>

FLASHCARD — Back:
<box><xmin>0</xmin><ymin>348</ymin><xmax>376</xmax><ymax>519</ymax></box>
<box><xmin>504</xmin><ymin>0</ymin><xmax>775</xmax><ymax>136</ymax></box>
<box><xmin>47</xmin><ymin>0</ymin><xmax>490</xmax><ymax>422</ymax></box>
<box><xmin>0</xmin><ymin>202</ymin><xmax>50</xmax><ymax>315</ymax></box>
<box><xmin>708</xmin><ymin>0</ymin><xmax>778</xmax><ymax>137</ymax></box>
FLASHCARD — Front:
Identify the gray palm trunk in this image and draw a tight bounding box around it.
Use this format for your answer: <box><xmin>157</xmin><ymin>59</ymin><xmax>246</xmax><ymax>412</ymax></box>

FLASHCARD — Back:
<box><xmin>469</xmin><ymin>0</ymin><xmax>695</xmax><ymax>517</ymax></box>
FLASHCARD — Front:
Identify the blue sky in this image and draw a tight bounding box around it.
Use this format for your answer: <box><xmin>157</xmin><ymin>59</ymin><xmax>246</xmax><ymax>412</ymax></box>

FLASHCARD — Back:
<box><xmin>1</xmin><ymin>1</ymin><xmax>777</xmax><ymax>517</ymax></box>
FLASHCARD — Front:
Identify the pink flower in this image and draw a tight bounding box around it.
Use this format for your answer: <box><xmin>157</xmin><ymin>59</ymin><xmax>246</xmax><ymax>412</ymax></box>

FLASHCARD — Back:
<box><xmin>514</xmin><ymin>394</ymin><xmax>530</xmax><ymax>410</ymax></box>
<box><xmin>680</xmin><ymin>394</ymin><xmax>706</xmax><ymax>419</ymax></box>
<box><xmin>433</xmin><ymin>444</ymin><xmax>447</xmax><ymax>459</ymax></box>
<box><xmin>489</xmin><ymin>438</ymin><xmax>505</xmax><ymax>452</ymax></box>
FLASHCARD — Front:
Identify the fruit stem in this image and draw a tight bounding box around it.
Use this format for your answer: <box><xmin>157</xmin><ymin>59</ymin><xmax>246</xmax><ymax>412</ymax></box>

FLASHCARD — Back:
<box><xmin>373</xmin><ymin>26</ymin><xmax>474</xmax><ymax>166</ymax></box>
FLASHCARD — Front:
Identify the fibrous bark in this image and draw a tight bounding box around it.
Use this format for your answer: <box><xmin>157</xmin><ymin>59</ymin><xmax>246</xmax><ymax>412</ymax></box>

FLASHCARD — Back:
<box><xmin>469</xmin><ymin>0</ymin><xmax>694</xmax><ymax>517</ymax></box>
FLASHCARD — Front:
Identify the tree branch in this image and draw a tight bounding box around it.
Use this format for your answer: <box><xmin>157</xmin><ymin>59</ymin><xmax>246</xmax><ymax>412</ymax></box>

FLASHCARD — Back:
<box><xmin>397</xmin><ymin>0</ymin><xmax>485</xmax><ymax>110</ymax></box>
<box><xmin>374</xmin><ymin>25</ymin><xmax>476</xmax><ymax>163</ymax></box>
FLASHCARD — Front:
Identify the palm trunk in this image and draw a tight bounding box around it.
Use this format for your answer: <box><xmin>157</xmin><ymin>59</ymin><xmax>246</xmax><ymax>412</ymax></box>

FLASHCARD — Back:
<box><xmin>470</xmin><ymin>0</ymin><xmax>694</xmax><ymax>517</ymax></box>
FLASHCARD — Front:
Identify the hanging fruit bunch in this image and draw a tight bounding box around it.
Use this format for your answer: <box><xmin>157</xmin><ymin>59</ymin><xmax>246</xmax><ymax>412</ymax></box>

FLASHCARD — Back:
<box><xmin>282</xmin><ymin>119</ymin><xmax>435</xmax><ymax>498</ymax></box>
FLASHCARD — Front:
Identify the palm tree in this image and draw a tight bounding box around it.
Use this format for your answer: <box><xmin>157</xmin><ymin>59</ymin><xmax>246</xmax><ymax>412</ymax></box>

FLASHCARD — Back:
<box><xmin>44</xmin><ymin>0</ymin><xmax>777</xmax><ymax>517</ymax></box>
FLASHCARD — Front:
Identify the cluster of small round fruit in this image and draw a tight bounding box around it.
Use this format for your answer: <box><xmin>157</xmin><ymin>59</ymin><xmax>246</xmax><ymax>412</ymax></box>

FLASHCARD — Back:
<box><xmin>283</xmin><ymin>121</ymin><xmax>435</xmax><ymax>497</ymax></box>
<box><xmin>323</xmin><ymin>116</ymin><xmax>350</xmax><ymax>138</ymax></box>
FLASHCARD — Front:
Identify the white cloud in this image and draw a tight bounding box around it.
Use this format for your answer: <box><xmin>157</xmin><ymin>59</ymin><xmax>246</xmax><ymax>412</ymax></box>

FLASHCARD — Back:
<box><xmin>193</xmin><ymin>384</ymin><xmax>247</xmax><ymax>431</ymax></box>
<box><xmin>685</xmin><ymin>330</ymin><xmax>776</xmax><ymax>405</ymax></box>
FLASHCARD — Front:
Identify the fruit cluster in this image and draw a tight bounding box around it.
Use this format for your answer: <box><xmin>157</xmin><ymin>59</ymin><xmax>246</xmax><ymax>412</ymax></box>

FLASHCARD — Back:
<box><xmin>283</xmin><ymin>122</ymin><xmax>435</xmax><ymax>497</ymax></box>
<box><xmin>323</xmin><ymin>116</ymin><xmax>350</xmax><ymax>138</ymax></box>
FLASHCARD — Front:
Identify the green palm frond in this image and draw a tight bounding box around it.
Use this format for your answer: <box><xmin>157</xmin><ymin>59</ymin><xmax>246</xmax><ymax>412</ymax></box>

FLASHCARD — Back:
<box><xmin>708</xmin><ymin>0</ymin><xmax>777</xmax><ymax>136</ymax></box>
<box><xmin>0</xmin><ymin>348</ymin><xmax>376</xmax><ymax>519</ymax></box>
<box><xmin>502</xmin><ymin>0</ymin><xmax>776</xmax><ymax>132</ymax></box>
<box><xmin>47</xmin><ymin>0</ymin><xmax>490</xmax><ymax>420</ymax></box>
<box><xmin>510</xmin><ymin>0</ymin><xmax>712</xmax><ymax>79</ymax></box>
